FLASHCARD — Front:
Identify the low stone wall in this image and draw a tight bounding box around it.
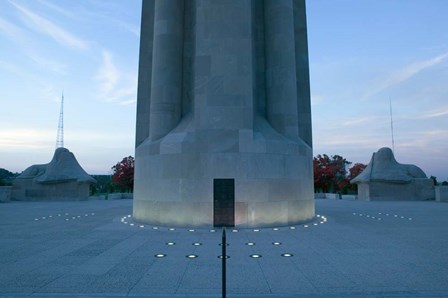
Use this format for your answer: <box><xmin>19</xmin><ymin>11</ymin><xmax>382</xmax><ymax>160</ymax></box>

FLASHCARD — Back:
<box><xmin>0</xmin><ymin>186</ymin><xmax>12</xmax><ymax>202</ymax></box>
<box><xmin>107</xmin><ymin>193</ymin><xmax>133</xmax><ymax>200</ymax></box>
<box><xmin>435</xmin><ymin>186</ymin><xmax>448</xmax><ymax>202</ymax></box>
<box><xmin>315</xmin><ymin>193</ymin><xmax>357</xmax><ymax>200</ymax></box>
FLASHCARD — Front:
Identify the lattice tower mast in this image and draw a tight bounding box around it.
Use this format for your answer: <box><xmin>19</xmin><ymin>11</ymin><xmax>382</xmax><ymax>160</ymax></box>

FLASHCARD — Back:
<box><xmin>56</xmin><ymin>93</ymin><xmax>64</xmax><ymax>148</ymax></box>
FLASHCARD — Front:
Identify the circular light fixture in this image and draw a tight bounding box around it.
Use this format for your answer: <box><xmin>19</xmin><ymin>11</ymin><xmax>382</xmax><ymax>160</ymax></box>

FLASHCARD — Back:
<box><xmin>281</xmin><ymin>253</ymin><xmax>293</xmax><ymax>257</ymax></box>
<box><xmin>186</xmin><ymin>254</ymin><xmax>198</xmax><ymax>259</ymax></box>
<box><xmin>192</xmin><ymin>242</ymin><xmax>202</xmax><ymax>246</ymax></box>
<box><xmin>210</xmin><ymin>229</ymin><xmax>216</xmax><ymax>233</ymax></box>
<box><xmin>218</xmin><ymin>255</ymin><xmax>230</xmax><ymax>259</ymax></box>
<box><xmin>169</xmin><ymin>228</ymin><xmax>176</xmax><ymax>231</ymax></box>
<box><xmin>290</xmin><ymin>226</ymin><xmax>296</xmax><ymax>230</ymax></box>
<box><xmin>272</xmin><ymin>242</ymin><xmax>281</xmax><ymax>246</ymax></box>
<box><xmin>166</xmin><ymin>242</ymin><xmax>176</xmax><ymax>246</ymax></box>
<box><xmin>246</xmin><ymin>242</ymin><xmax>255</xmax><ymax>246</ymax></box>
<box><xmin>313</xmin><ymin>223</ymin><xmax>318</xmax><ymax>226</ymax></box>
<box><xmin>34</xmin><ymin>219</ymin><xmax>39</xmax><ymax>221</ymax></box>
<box><xmin>139</xmin><ymin>225</ymin><xmax>145</xmax><ymax>228</ymax></box>
<box><xmin>273</xmin><ymin>228</ymin><xmax>279</xmax><ymax>231</ymax></box>
<box><xmin>188</xmin><ymin>229</ymin><xmax>195</xmax><ymax>232</ymax></box>
<box><xmin>91</xmin><ymin>213</ymin><xmax>95</xmax><ymax>215</ymax></box>
<box><xmin>152</xmin><ymin>227</ymin><xmax>158</xmax><ymax>230</ymax></box>
<box><xmin>303</xmin><ymin>225</ymin><xmax>308</xmax><ymax>228</ymax></box>
<box><xmin>250</xmin><ymin>254</ymin><xmax>262</xmax><ymax>258</ymax></box>
<box><xmin>127</xmin><ymin>215</ymin><xmax>131</xmax><ymax>217</ymax></box>
<box><xmin>155</xmin><ymin>253</ymin><xmax>166</xmax><ymax>258</ymax></box>
<box><xmin>232</xmin><ymin>229</ymin><xmax>238</xmax><ymax>233</ymax></box>
<box><xmin>316</xmin><ymin>215</ymin><xmax>321</xmax><ymax>218</ymax></box>
<box><xmin>253</xmin><ymin>229</ymin><xmax>260</xmax><ymax>232</ymax></box>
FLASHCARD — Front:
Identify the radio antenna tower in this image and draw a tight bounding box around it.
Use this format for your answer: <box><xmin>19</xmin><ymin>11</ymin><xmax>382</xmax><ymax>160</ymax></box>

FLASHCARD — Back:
<box><xmin>56</xmin><ymin>92</ymin><xmax>64</xmax><ymax>148</ymax></box>
<box><xmin>389</xmin><ymin>96</ymin><xmax>395</xmax><ymax>153</ymax></box>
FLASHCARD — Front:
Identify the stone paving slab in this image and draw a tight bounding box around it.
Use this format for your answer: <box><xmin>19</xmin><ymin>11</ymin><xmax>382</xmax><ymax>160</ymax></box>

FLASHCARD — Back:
<box><xmin>1</xmin><ymin>199</ymin><xmax>448</xmax><ymax>297</ymax></box>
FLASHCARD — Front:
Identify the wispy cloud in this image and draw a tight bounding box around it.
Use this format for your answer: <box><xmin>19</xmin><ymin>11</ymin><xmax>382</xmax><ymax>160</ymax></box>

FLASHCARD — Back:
<box><xmin>36</xmin><ymin>0</ymin><xmax>74</xmax><ymax>18</ymax></box>
<box><xmin>27</xmin><ymin>52</ymin><xmax>68</xmax><ymax>75</ymax></box>
<box><xmin>418</xmin><ymin>107</ymin><xmax>448</xmax><ymax>119</ymax></box>
<box><xmin>95</xmin><ymin>50</ymin><xmax>137</xmax><ymax>105</ymax></box>
<box><xmin>363</xmin><ymin>53</ymin><xmax>448</xmax><ymax>100</ymax></box>
<box><xmin>0</xmin><ymin>16</ymin><xmax>25</xmax><ymax>40</ymax></box>
<box><xmin>9</xmin><ymin>0</ymin><xmax>88</xmax><ymax>50</ymax></box>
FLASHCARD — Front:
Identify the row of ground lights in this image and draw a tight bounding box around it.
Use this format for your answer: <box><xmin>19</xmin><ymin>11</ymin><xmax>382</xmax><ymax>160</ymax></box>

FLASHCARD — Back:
<box><xmin>352</xmin><ymin>212</ymin><xmax>412</xmax><ymax>221</ymax></box>
<box><xmin>120</xmin><ymin>214</ymin><xmax>328</xmax><ymax>231</ymax></box>
<box><xmin>34</xmin><ymin>213</ymin><xmax>95</xmax><ymax>221</ymax></box>
<box><xmin>154</xmin><ymin>253</ymin><xmax>293</xmax><ymax>259</ymax></box>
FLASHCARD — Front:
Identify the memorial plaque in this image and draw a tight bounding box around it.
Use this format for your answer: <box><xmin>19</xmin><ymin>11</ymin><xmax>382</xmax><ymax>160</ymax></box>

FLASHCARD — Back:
<box><xmin>214</xmin><ymin>179</ymin><xmax>235</xmax><ymax>227</ymax></box>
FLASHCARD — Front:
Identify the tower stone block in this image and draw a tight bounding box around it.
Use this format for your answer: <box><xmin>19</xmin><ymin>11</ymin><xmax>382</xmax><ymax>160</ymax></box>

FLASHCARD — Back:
<box><xmin>134</xmin><ymin>0</ymin><xmax>314</xmax><ymax>228</ymax></box>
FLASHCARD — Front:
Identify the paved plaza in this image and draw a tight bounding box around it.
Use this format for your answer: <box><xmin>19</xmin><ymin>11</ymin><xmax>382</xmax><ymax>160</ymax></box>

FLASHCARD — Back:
<box><xmin>1</xmin><ymin>198</ymin><xmax>448</xmax><ymax>297</ymax></box>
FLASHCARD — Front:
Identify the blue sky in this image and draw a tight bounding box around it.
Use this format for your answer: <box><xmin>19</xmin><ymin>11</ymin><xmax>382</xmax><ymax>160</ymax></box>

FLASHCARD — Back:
<box><xmin>0</xmin><ymin>0</ymin><xmax>447</xmax><ymax>181</ymax></box>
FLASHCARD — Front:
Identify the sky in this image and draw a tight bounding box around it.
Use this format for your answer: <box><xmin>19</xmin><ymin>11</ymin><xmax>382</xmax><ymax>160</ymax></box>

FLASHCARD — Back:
<box><xmin>0</xmin><ymin>0</ymin><xmax>447</xmax><ymax>181</ymax></box>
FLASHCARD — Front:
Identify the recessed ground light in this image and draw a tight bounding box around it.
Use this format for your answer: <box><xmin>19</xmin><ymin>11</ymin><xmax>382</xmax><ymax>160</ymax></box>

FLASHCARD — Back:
<box><xmin>316</xmin><ymin>215</ymin><xmax>321</xmax><ymax>217</ymax></box>
<box><xmin>366</xmin><ymin>215</ymin><xmax>370</xmax><ymax>218</ymax></box>
<box><xmin>386</xmin><ymin>214</ymin><xmax>389</xmax><ymax>216</ymax></box>
<box><xmin>246</xmin><ymin>242</ymin><xmax>255</xmax><ymax>246</ymax></box>
<box><xmin>320</xmin><ymin>221</ymin><xmax>324</xmax><ymax>224</ymax></box>
<box><xmin>65</xmin><ymin>219</ymin><xmax>69</xmax><ymax>221</ymax></box>
<box><xmin>34</xmin><ymin>218</ymin><xmax>39</xmax><ymax>221</ymax></box>
<box><xmin>186</xmin><ymin>254</ymin><xmax>198</xmax><ymax>259</ymax></box>
<box><xmin>127</xmin><ymin>215</ymin><xmax>131</xmax><ymax>217</ymax></box>
<box><xmin>123</xmin><ymin>221</ymin><xmax>128</xmax><ymax>224</ymax></box>
<box><xmin>281</xmin><ymin>253</ymin><xmax>293</xmax><ymax>257</ymax></box>
<box><xmin>394</xmin><ymin>215</ymin><xmax>398</xmax><ymax>217</ymax></box>
<box><xmin>166</xmin><ymin>242</ymin><xmax>175</xmax><ymax>246</ymax></box>
<box><xmin>232</xmin><ymin>229</ymin><xmax>238</xmax><ymax>233</ymax></box>
<box><xmin>192</xmin><ymin>242</ymin><xmax>202</xmax><ymax>246</ymax></box>
<box><xmin>250</xmin><ymin>254</ymin><xmax>262</xmax><ymax>258</ymax></box>
<box><xmin>303</xmin><ymin>225</ymin><xmax>308</xmax><ymax>228</ymax></box>
<box><xmin>253</xmin><ymin>229</ymin><xmax>260</xmax><ymax>232</ymax></box>
<box><xmin>188</xmin><ymin>229</ymin><xmax>195</xmax><ymax>232</ymax></box>
<box><xmin>378</xmin><ymin>218</ymin><xmax>382</xmax><ymax>220</ymax></box>
<box><xmin>130</xmin><ymin>223</ymin><xmax>134</xmax><ymax>226</ymax></box>
<box><xmin>169</xmin><ymin>228</ymin><xmax>176</xmax><ymax>231</ymax></box>
<box><xmin>42</xmin><ymin>217</ymin><xmax>46</xmax><ymax>219</ymax></box>
<box><xmin>313</xmin><ymin>223</ymin><xmax>318</xmax><ymax>226</ymax></box>
<box><xmin>218</xmin><ymin>255</ymin><xmax>230</xmax><ymax>259</ymax></box>
<box><xmin>155</xmin><ymin>254</ymin><xmax>166</xmax><ymax>258</ymax></box>
<box><xmin>72</xmin><ymin>217</ymin><xmax>76</xmax><ymax>219</ymax></box>
<box><xmin>353</xmin><ymin>213</ymin><xmax>357</xmax><ymax>215</ymax></box>
<box><xmin>272</xmin><ymin>242</ymin><xmax>281</xmax><ymax>246</ymax></box>
<box><xmin>401</xmin><ymin>216</ymin><xmax>405</xmax><ymax>219</ymax></box>
<box><xmin>65</xmin><ymin>213</ymin><xmax>69</xmax><ymax>215</ymax></box>
<box><xmin>290</xmin><ymin>226</ymin><xmax>296</xmax><ymax>230</ymax></box>
<box><xmin>139</xmin><ymin>225</ymin><xmax>145</xmax><ymax>228</ymax></box>
<box><xmin>379</xmin><ymin>212</ymin><xmax>382</xmax><ymax>215</ymax></box>
<box><xmin>273</xmin><ymin>228</ymin><xmax>279</xmax><ymax>231</ymax></box>
<box><xmin>49</xmin><ymin>215</ymin><xmax>53</xmax><ymax>218</ymax></box>
<box><xmin>77</xmin><ymin>215</ymin><xmax>81</xmax><ymax>218</ymax></box>
<box><xmin>408</xmin><ymin>218</ymin><xmax>412</xmax><ymax>220</ymax></box>
<box><xmin>210</xmin><ymin>229</ymin><xmax>216</xmax><ymax>232</ymax></box>
<box><xmin>152</xmin><ymin>227</ymin><xmax>158</xmax><ymax>230</ymax></box>
<box><xmin>91</xmin><ymin>213</ymin><xmax>95</xmax><ymax>215</ymax></box>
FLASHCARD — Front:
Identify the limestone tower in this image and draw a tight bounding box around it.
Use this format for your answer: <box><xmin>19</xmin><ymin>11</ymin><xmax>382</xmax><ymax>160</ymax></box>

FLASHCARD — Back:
<box><xmin>134</xmin><ymin>0</ymin><xmax>314</xmax><ymax>228</ymax></box>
